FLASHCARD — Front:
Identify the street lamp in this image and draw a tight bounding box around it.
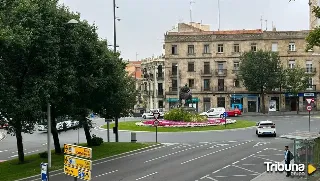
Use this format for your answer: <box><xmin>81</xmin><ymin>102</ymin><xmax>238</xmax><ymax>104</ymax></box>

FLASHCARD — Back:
<box><xmin>176</xmin><ymin>64</ymin><xmax>179</xmax><ymax>107</ymax></box>
<box><xmin>47</xmin><ymin>18</ymin><xmax>80</xmax><ymax>168</ymax></box>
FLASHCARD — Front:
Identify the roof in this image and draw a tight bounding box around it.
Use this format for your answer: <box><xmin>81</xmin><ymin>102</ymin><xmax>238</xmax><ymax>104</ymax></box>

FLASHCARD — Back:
<box><xmin>166</xmin><ymin>29</ymin><xmax>263</xmax><ymax>36</ymax></box>
<box><xmin>259</xmin><ymin>120</ymin><xmax>274</xmax><ymax>124</ymax></box>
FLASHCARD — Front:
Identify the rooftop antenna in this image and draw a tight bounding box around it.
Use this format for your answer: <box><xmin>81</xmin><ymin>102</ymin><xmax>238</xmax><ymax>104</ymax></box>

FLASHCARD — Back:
<box><xmin>218</xmin><ymin>0</ymin><xmax>221</xmax><ymax>30</ymax></box>
<box><xmin>272</xmin><ymin>21</ymin><xmax>274</xmax><ymax>29</ymax></box>
<box><xmin>189</xmin><ymin>0</ymin><xmax>195</xmax><ymax>23</ymax></box>
<box><xmin>265</xmin><ymin>19</ymin><xmax>268</xmax><ymax>30</ymax></box>
<box><xmin>136</xmin><ymin>52</ymin><xmax>139</xmax><ymax>61</ymax></box>
<box><xmin>260</xmin><ymin>16</ymin><xmax>263</xmax><ymax>30</ymax></box>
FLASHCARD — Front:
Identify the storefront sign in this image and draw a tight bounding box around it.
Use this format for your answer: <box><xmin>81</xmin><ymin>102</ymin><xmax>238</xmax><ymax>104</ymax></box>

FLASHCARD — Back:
<box><xmin>304</xmin><ymin>93</ymin><xmax>315</xmax><ymax>97</ymax></box>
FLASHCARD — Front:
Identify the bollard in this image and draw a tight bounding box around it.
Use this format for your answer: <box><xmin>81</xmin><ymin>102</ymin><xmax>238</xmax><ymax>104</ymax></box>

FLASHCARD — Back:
<box><xmin>131</xmin><ymin>132</ymin><xmax>137</xmax><ymax>143</ymax></box>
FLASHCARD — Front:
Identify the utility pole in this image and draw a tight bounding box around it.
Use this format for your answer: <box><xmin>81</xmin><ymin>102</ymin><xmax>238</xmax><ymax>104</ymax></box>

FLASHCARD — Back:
<box><xmin>113</xmin><ymin>0</ymin><xmax>119</xmax><ymax>142</ymax></box>
<box><xmin>189</xmin><ymin>0</ymin><xmax>195</xmax><ymax>22</ymax></box>
<box><xmin>218</xmin><ymin>0</ymin><xmax>221</xmax><ymax>30</ymax></box>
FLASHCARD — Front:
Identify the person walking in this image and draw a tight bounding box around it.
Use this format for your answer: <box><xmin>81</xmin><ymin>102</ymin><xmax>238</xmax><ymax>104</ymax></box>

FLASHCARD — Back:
<box><xmin>285</xmin><ymin>145</ymin><xmax>292</xmax><ymax>177</ymax></box>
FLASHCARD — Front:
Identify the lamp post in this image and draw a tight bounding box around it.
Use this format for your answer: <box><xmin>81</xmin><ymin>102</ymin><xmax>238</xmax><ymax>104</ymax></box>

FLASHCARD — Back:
<box><xmin>176</xmin><ymin>64</ymin><xmax>179</xmax><ymax>107</ymax></box>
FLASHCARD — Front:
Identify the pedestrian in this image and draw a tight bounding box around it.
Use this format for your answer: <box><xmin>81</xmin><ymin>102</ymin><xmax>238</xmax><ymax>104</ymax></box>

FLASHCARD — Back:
<box><xmin>63</xmin><ymin>122</ymin><xmax>67</xmax><ymax>132</ymax></box>
<box><xmin>284</xmin><ymin>145</ymin><xmax>292</xmax><ymax>177</ymax></box>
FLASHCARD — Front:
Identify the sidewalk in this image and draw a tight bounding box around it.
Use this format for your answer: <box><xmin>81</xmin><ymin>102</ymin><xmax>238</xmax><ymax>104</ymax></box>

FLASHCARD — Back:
<box><xmin>251</xmin><ymin>171</ymin><xmax>305</xmax><ymax>181</ymax></box>
<box><xmin>243</xmin><ymin>111</ymin><xmax>320</xmax><ymax>116</ymax></box>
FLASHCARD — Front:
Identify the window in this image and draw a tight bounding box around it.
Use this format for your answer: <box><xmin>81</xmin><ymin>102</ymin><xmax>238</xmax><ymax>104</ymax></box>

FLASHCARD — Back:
<box><xmin>251</xmin><ymin>43</ymin><xmax>257</xmax><ymax>52</ymax></box>
<box><xmin>204</xmin><ymin>44</ymin><xmax>210</xmax><ymax>53</ymax></box>
<box><xmin>217</xmin><ymin>97</ymin><xmax>225</xmax><ymax>107</ymax></box>
<box><xmin>158</xmin><ymin>100</ymin><xmax>163</xmax><ymax>108</ymax></box>
<box><xmin>171</xmin><ymin>79</ymin><xmax>177</xmax><ymax>91</ymax></box>
<box><xmin>171</xmin><ymin>45</ymin><xmax>178</xmax><ymax>54</ymax></box>
<box><xmin>288</xmin><ymin>60</ymin><xmax>295</xmax><ymax>68</ymax></box>
<box><xmin>289</xmin><ymin>43</ymin><xmax>296</xmax><ymax>51</ymax></box>
<box><xmin>188</xmin><ymin>79</ymin><xmax>195</xmax><ymax>88</ymax></box>
<box><xmin>204</xmin><ymin>62</ymin><xmax>210</xmax><ymax>74</ymax></box>
<box><xmin>233</xmin><ymin>62</ymin><xmax>240</xmax><ymax>70</ymax></box>
<box><xmin>271</xmin><ymin>43</ymin><xmax>278</xmax><ymax>52</ymax></box>
<box><xmin>217</xmin><ymin>44</ymin><xmax>224</xmax><ymax>53</ymax></box>
<box><xmin>203</xmin><ymin>97</ymin><xmax>211</xmax><ymax>112</ymax></box>
<box><xmin>233</xmin><ymin>44</ymin><xmax>240</xmax><ymax>52</ymax></box>
<box><xmin>307</xmin><ymin>77</ymin><xmax>314</xmax><ymax>90</ymax></box>
<box><xmin>188</xmin><ymin>62</ymin><xmax>194</xmax><ymax>72</ymax></box>
<box><xmin>188</xmin><ymin>45</ymin><xmax>194</xmax><ymax>54</ymax></box>
<box><xmin>306</xmin><ymin>60</ymin><xmax>313</xmax><ymax>73</ymax></box>
<box><xmin>234</xmin><ymin>79</ymin><xmax>240</xmax><ymax>87</ymax></box>
<box><xmin>203</xmin><ymin>79</ymin><xmax>210</xmax><ymax>91</ymax></box>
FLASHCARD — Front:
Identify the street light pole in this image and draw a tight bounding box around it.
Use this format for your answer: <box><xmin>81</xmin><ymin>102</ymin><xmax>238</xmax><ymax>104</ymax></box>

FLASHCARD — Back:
<box><xmin>113</xmin><ymin>0</ymin><xmax>117</xmax><ymax>53</ymax></box>
<box><xmin>176</xmin><ymin>65</ymin><xmax>179</xmax><ymax>107</ymax></box>
<box><xmin>47</xmin><ymin>102</ymin><xmax>51</xmax><ymax>168</ymax></box>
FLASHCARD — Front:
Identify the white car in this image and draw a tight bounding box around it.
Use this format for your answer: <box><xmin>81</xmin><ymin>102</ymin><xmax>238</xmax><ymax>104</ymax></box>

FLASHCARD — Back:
<box><xmin>199</xmin><ymin>107</ymin><xmax>225</xmax><ymax>118</ymax></box>
<box><xmin>142</xmin><ymin>109</ymin><xmax>164</xmax><ymax>119</ymax></box>
<box><xmin>256</xmin><ymin>120</ymin><xmax>276</xmax><ymax>137</ymax></box>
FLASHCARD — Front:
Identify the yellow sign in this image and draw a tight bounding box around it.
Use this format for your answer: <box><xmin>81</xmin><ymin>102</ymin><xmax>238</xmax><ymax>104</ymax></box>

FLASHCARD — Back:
<box><xmin>64</xmin><ymin>165</ymin><xmax>91</xmax><ymax>180</ymax></box>
<box><xmin>64</xmin><ymin>144</ymin><xmax>92</xmax><ymax>159</ymax></box>
<box><xmin>64</xmin><ymin>155</ymin><xmax>92</xmax><ymax>170</ymax></box>
<box><xmin>308</xmin><ymin>164</ymin><xmax>317</xmax><ymax>175</ymax></box>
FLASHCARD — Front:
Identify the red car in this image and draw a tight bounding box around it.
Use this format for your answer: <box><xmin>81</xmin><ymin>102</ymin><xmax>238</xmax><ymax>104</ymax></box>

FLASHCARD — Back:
<box><xmin>226</xmin><ymin>108</ymin><xmax>242</xmax><ymax>117</ymax></box>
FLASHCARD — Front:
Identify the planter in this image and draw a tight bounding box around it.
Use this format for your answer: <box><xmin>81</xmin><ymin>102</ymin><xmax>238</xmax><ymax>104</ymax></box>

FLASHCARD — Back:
<box><xmin>135</xmin><ymin>118</ymin><xmax>237</xmax><ymax>127</ymax></box>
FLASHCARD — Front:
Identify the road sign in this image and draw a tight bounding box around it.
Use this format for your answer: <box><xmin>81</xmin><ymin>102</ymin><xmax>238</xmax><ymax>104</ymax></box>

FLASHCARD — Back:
<box><xmin>40</xmin><ymin>163</ymin><xmax>48</xmax><ymax>181</ymax></box>
<box><xmin>64</xmin><ymin>144</ymin><xmax>92</xmax><ymax>159</ymax></box>
<box><xmin>153</xmin><ymin>112</ymin><xmax>160</xmax><ymax>119</ymax></box>
<box><xmin>64</xmin><ymin>165</ymin><xmax>91</xmax><ymax>180</ymax></box>
<box><xmin>154</xmin><ymin>120</ymin><xmax>159</xmax><ymax>126</ymax></box>
<box><xmin>306</xmin><ymin>98</ymin><xmax>314</xmax><ymax>104</ymax></box>
<box><xmin>64</xmin><ymin>155</ymin><xmax>92</xmax><ymax>170</ymax></box>
<box><xmin>308</xmin><ymin>164</ymin><xmax>317</xmax><ymax>174</ymax></box>
<box><xmin>223</xmin><ymin>112</ymin><xmax>228</xmax><ymax>117</ymax></box>
<box><xmin>307</xmin><ymin>105</ymin><xmax>312</xmax><ymax>111</ymax></box>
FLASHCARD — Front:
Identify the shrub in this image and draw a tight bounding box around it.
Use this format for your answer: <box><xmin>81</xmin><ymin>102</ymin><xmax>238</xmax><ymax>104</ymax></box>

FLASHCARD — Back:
<box><xmin>164</xmin><ymin>108</ymin><xmax>207</xmax><ymax>122</ymax></box>
<box><xmin>91</xmin><ymin>134</ymin><xmax>103</xmax><ymax>146</ymax></box>
<box><xmin>39</xmin><ymin>151</ymin><xmax>48</xmax><ymax>158</ymax></box>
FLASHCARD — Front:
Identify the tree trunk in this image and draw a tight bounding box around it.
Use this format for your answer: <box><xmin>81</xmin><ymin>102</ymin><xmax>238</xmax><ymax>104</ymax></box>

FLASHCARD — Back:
<box><xmin>115</xmin><ymin>117</ymin><xmax>119</xmax><ymax>142</ymax></box>
<box><xmin>261</xmin><ymin>92</ymin><xmax>266</xmax><ymax>114</ymax></box>
<box><xmin>82</xmin><ymin>111</ymin><xmax>92</xmax><ymax>146</ymax></box>
<box><xmin>51</xmin><ymin>105</ymin><xmax>61</xmax><ymax>154</ymax></box>
<box><xmin>296</xmin><ymin>97</ymin><xmax>299</xmax><ymax>114</ymax></box>
<box><xmin>15</xmin><ymin>120</ymin><xmax>24</xmax><ymax>163</ymax></box>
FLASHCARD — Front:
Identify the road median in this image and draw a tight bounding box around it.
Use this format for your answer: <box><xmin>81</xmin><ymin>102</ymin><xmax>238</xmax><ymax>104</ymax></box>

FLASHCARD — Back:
<box><xmin>2</xmin><ymin>142</ymin><xmax>160</xmax><ymax>181</ymax></box>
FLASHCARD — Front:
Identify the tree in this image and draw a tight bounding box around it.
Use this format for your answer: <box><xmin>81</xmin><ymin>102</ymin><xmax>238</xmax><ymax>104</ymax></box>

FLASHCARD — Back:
<box><xmin>239</xmin><ymin>50</ymin><xmax>282</xmax><ymax>114</ymax></box>
<box><xmin>0</xmin><ymin>0</ymin><xmax>62</xmax><ymax>162</ymax></box>
<box><xmin>283</xmin><ymin>66</ymin><xmax>311</xmax><ymax>113</ymax></box>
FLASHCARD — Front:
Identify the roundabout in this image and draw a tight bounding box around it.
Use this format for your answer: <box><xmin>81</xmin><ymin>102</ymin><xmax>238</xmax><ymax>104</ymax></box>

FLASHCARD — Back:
<box><xmin>100</xmin><ymin>120</ymin><xmax>256</xmax><ymax>132</ymax></box>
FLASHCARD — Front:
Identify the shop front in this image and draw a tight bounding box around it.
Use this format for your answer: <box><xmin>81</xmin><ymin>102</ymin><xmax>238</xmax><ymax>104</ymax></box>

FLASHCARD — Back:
<box><xmin>230</xmin><ymin>95</ymin><xmax>243</xmax><ymax>112</ymax></box>
<box><xmin>285</xmin><ymin>93</ymin><xmax>317</xmax><ymax>111</ymax></box>
<box><xmin>167</xmin><ymin>97</ymin><xmax>199</xmax><ymax>112</ymax></box>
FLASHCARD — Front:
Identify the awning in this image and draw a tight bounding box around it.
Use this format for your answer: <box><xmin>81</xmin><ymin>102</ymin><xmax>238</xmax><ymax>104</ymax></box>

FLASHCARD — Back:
<box><xmin>167</xmin><ymin>98</ymin><xmax>199</xmax><ymax>103</ymax></box>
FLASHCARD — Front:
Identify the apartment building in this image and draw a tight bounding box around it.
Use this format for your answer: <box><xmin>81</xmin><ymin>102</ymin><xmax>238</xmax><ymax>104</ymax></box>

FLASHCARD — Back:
<box><xmin>140</xmin><ymin>56</ymin><xmax>165</xmax><ymax>110</ymax></box>
<box><xmin>164</xmin><ymin>22</ymin><xmax>320</xmax><ymax>113</ymax></box>
<box><xmin>125</xmin><ymin>61</ymin><xmax>143</xmax><ymax>110</ymax></box>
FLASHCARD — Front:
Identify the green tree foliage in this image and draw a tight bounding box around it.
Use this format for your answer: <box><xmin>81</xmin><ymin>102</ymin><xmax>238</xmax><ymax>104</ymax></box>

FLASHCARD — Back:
<box><xmin>306</xmin><ymin>5</ymin><xmax>320</xmax><ymax>50</ymax></box>
<box><xmin>239</xmin><ymin>50</ymin><xmax>282</xmax><ymax>113</ymax></box>
<box><xmin>164</xmin><ymin>108</ymin><xmax>207</xmax><ymax>122</ymax></box>
<box><xmin>283</xmin><ymin>66</ymin><xmax>311</xmax><ymax>113</ymax></box>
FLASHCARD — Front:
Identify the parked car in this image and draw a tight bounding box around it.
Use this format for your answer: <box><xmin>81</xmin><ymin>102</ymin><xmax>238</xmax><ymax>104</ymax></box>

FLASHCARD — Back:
<box><xmin>142</xmin><ymin>109</ymin><xmax>165</xmax><ymax>119</ymax></box>
<box><xmin>256</xmin><ymin>120</ymin><xmax>276</xmax><ymax>137</ymax></box>
<box><xmin>200</xmin><ymin>107</ymin><xmax>241</xmax><ymax>118</ymax></box>
<box><xmin>226</xmin><ymin>108</ymin><xmax>242</xmax><ymax>117</ymax></box>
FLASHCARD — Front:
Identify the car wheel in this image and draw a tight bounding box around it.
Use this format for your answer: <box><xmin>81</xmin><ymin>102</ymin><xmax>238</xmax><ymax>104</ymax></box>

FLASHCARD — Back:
<box><xmin>235</xmin><ymin>113</ymin><xmax>238</xmax><ymax>117</ymax></box>
<box><xmin>220</xmin><ymin>114</ymin><xmax>223</xmax><ymax>118</ymax></box>
<box><xmin>143</xmin><ymin>115</ymin><xmax>146</xmax><ymax>119</ymax></box>
<box><xmin>256</xmin><ymin>130</ymin><xmax>258</xmax><ymax>135</ymax></box>
<box><xmin>257</xmin><ymin>134</ymin><xmax>260</xmax><ymax>137</ymax></box>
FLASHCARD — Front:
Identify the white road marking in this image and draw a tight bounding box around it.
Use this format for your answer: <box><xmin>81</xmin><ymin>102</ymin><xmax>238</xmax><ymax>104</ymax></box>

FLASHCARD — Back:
<box><xmin>232</xmin><ymin>165</ymin><xmax>260</xmax><ymax>174</ymax></box>
<box><xmin>253</xmin><ymin>155</ymin><xmax>278</xmax><ymax>162</ymax></box>
<box><xmin>181</xmin><ymin>141</ymin><xmax>253</xmax><ymax>165</ymax></box>
<box><xmin>135</xmin><ymin>172</ymin><xmax>158</xmax><ymax>180</ymax></box>
<box><xmin>8</xmin><ymin>150</ymin><xmax>39</xmax><ymax>158</ymax></box>
<box><xmin>200</xmin><ymin>175</ymin><xmax>218</xmax><ymax>180</ymax></box>
<box><xmin>232</xmin><ymin>161</ymin><xmax>239</xmax><ymax>165</ymax></box>
<box><xmin>95</xmin><ymin>170</ymin><xmax>118</xmax><ymax>178</ymax></box>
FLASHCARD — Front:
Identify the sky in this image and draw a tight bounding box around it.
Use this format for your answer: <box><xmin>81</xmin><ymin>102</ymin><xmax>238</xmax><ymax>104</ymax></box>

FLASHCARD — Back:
<box><xmin>58</xmin><ymin>0</ymin><xmax>310</xmax><ymax>61</ymax></box>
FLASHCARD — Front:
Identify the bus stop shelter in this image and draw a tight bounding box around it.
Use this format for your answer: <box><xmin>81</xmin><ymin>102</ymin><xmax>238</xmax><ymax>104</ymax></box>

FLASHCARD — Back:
<box><xmin>280</xmin><ymin>131</ymin><xmax>320</xmax><ymax>180</ymax></box>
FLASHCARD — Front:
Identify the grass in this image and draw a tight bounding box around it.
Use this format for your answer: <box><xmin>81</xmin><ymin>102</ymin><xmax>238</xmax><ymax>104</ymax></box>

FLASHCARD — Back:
<box><xmin>101</xmin><ymin>120</ymin><xmax>256</xmax><ymax>132</ymax></box>
<box><xmin>1</xmin><ymin>142</ymin><xmax>154</xmax><ymax>181</ymax></box>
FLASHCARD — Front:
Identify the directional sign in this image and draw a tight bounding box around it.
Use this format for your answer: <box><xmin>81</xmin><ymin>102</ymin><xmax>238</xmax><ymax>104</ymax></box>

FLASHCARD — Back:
<box><xmin>223</xmin><ymin>112</ymin><xmax>228</xmax><ymax>117</ymax></box>
<box><xmin>64</xmin><ymin>165</ymin><xmax>91</xmax><ymax>180</ymax></box>
<box><xmin>308</xmin><ymin>164</ymin><xmax>317</xmax><ymax>174</ymax></box>
<box><xmin>153</xmin><ymin>112</ymin><xmax>160</xmax><ymax>119</ymax></box>
<box><xmin>307</xmin><ymin>105</ymin><xmax>312</xmax><ymax>111</ymax></box>
<box><xmin>64</xmin><ymin>144</ymin><xmax>92</xmax><ymax>159</ymax></box>
<box><xmin>64</xmin><ymin>155</ymin><xmax>92</xmax><ymax>170</ymax></box>
<box><xmin>153</xmin><ymin>120</ymin><xmax>159</xmax><ymax>126</ymax></box>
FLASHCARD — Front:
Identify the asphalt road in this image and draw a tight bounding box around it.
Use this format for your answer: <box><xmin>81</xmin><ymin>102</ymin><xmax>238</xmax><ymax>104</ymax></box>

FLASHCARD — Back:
<box><xmin>0</xmin><ymin>115</ymin><xmax>318</xmax><ymax>161</ymax></box>
<box><xmin>20</xmin><ymin>140</ymin><xmax>290</xmax><ymax>181</ymax></box>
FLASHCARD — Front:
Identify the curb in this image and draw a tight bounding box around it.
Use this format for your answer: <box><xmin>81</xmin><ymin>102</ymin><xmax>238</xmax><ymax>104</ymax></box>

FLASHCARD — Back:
<box><xmin>16</xmin><ymin>143</ymin><xmax>163</xmax><ymax>181</ymax></box>
<box><xmin>98</xmin><ymin>125</ymin><xmax>256</xmax><ymax>133</ymax></box>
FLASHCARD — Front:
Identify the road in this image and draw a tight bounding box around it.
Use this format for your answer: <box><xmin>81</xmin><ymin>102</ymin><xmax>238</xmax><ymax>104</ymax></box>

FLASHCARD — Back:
<box><xmin>20</xmin><ymin>140</ymin><xmax>289</xmax><ymax>181</ymax></box>
<box><xmin>0</xmin><ymin>115</ymin><xmax>318</xmax><ymax>161</ymax></box>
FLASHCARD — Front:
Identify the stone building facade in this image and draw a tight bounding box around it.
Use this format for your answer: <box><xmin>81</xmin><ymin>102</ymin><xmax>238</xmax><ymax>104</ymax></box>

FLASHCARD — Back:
<box><xmin>140</xmin><ymin>56</ymin><xmax>165</xmax><ymax>110</ymax></box>
<box><xmin>164</xmin><ymin>22</ymin><xmax>320</xmax><ymax>113</ymax></box>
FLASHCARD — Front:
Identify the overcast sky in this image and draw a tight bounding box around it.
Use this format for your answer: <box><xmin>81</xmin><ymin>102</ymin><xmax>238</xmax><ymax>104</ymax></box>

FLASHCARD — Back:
<box><xmin>59</xmin><ymin>0</ymin><xmax>309</xmax><ymax>61</ymax></box>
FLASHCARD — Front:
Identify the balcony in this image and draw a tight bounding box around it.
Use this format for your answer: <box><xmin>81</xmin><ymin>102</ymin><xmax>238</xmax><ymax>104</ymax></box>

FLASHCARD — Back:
<box><xmin>157</xmin><ymin>91</ymin><xmax>164</xmax><ymax>98</ymax></box>
<box><xmin>201</xmin><ymin>87</ymin><xmax>212</xmax><ymax>92</ymax></box>
<box><xmin>213</xmin><ymin>86</ymin><xmax>228</xmax><ymax>92</ymax></box>
<box><xmin>201</xmin><ymin>70</ymin><xmax>213</xmax><ymax>77</ymax></box>
<box><xmin>214</xmin><ymin>69</ymin><xmax>227</xmax><ymax>76</ymax></box>
<box><xmin>169</xmin><ymin>87</ymin><xmax>178</xmax><ymax>93</ymax></box>
<box><xmin>232</xmin><ymin>69</ymin><xmax>240</xmax><ymax>74</ymax></box>
<box><xmin>306</xmin><ymin>85</ymin><xmax>316</xmax><ymax>91</ymax></box>
<box><xmin>169</xmin><ymin>70</ymin><xmax>180</xmax><ymax>77</ymax></box>
<box><xmin>157</xmin><ymin>74</ymin><xmax>164</xmax><ymax>80</ymax></box>
<box><xmin>305</xmin><ymin>68</ymin><xmax>316</xmax><ymax>74</ymax></box>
